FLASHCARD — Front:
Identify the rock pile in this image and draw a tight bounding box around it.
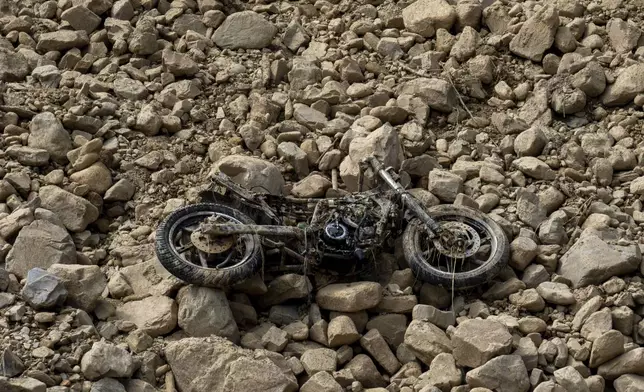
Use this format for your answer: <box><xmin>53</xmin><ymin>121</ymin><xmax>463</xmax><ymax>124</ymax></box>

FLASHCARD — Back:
<box><xmin>0</xmin><ymin>0</ymin><xmax>643</xmax><ymax>391</ymax></box>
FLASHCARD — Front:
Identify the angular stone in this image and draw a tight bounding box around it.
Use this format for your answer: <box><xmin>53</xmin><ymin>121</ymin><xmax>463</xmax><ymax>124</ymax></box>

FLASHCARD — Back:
<box><xmin>402</xmin><ymin>0</ymin><xmax>456</xmax><ymax>37</ymax></box>
<box><xmin>28</xmin><ymin>112</ymin><xmax>73</xmax><ymax>163</ymax></box>
<box><xmin>452</xmin><ymin>319</ymin><xmax>513</xmax><ymax>368</ymax></box>
<box><xmin>20</xmin><ymin>268</ymin><xmax>67</xmax><ymax>310</ymax></box>
<box><xmin>465</xmin><ymin>355</ymin><xmax>530</xmax><ymax>392</ymax></box>
<box><xmin>316</xmin><ymin>282</ymin><xmax>383</xmax><ymax>312</ymax></box>
<box><xmin>81</xmin><ymin>342</ymin><xmax>135</xmax><ymax>380</ymax></box>
<box><xmin>177</xmin><ymin>286</ymin><xmax>239</xmax><ymax>342</ymax></box>
<box><xmin>404</xmin><ymin>320</ymin><xmax>452</xmax><ymax>365</ymax></box>
<box><xmin>48</xmin><ymin>264</ymin><xmax>106</xmax><ymax>312</ymax></box>
<box><xmin>39</xmin><ymin>186</ymin><xmax>99</xmax><ymax>232</ymax></box>
<box><xmin>115</xmin><ymin>296</ymin><xmax>178</xmax><ymax>337</ymax></box>
<box><xmin>598</xmin><ymin>348</ymin><xmax>644</xmax><ymax>380</ymax></box>
<box><xmin>558</xmin><ymin>229</ymin><xmax>641</xmax><ymax>288</ymax></box>
<box><xmin>6</xmin><ymin>220</ymin><xmax>76</xmax><ymax>279</ymax></box>
<box><xmin>213</xmin><ymin>11</ymin><xmax>277</xmax><ymax>49</ymax></box>
<box><xmin>509</xmin><ymin>6</ymin><xmax>559</xmax><ymax>61</ymax></box>
<box><xmin>589</xmin><ymin>330</ymin><xmax>624</xmax><ymax>368</ymax></box>
<box><xmin>37</xmin><ymin>30</ymin><xmax>89</xmax><ymax>52</ymax></box>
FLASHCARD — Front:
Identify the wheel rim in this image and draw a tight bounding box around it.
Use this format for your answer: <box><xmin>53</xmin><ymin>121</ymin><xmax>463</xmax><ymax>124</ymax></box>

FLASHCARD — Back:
<box><xmin>412</xmin><ymin>214</ymin><xmax>499</xmax><ymax>278</ymax></box>
<box><xmin>168</xmin><ymin>210</ymin><xmax>256</xmax><ymax>270</ymax></box>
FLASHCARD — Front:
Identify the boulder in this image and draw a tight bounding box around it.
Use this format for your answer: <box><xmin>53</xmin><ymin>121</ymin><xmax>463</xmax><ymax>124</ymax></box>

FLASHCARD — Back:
<box><xmin>465</xmin><ymin>355</ymin><xmax>530</xmax><ymax>392</ymax></box>
<box><xmin>6</xmin><ymin>220</ymin><xmax>76</xmax><ymax>279</ymax></box>
<box><xmin>47</xmin><ymin>264</ymin><xmax>106</xmax><ymax>312</ymax></box>
<box><xmin>509</xmin><ymin>6</ymin><xmax>559</xmax><ymax>61</ymax></box>
<box><xmin>213</xmin><ymin>11</ymin><xmax>277</xmax><ymax>49</ymax></box>
<box><xmin>115</xmin><ymin>296</ymin><xmax>178</xmax><ymax>337</ymax></box>
<box><xmin>80</xmin><ymin>342</ymin><xmax>135</xmax><ymax>380</ymax></box>
<box><xmin>558</xmin><ymin>229</ymin><xmax>641</xmax><ymax>288</ymax></box>
<box><xmin>211</xmin><ymin>155</ymin><xmax>285</xmax><ymax>196</ymax></box>
<box><xmin>28</xmin><ymin>112</ymin><xmax>73</xmax><ymax>163</ymax></box>
<box><xmin>177</xmin><ymin>286</ymin><xmax>239</xmax><ymax>342</ymax></box>
<box><xmin>404</xmin><ymin>320</ymin><xmax>452</xmax><ymax>365</ymax></box>
<box><xmin>39</xmin><ymin>186</ymin><xmax>99</xmax><ymax>232</ymax></box>
<box><xmin>316</xmin><ymin>282</ymin><xmax>383</xmax><ymax>312</ymax></box>
<box><xmin>452</xmin><ymin>319</ymin><xmax>513</xmax><ymax>368</ymax></box>
<box><xmin>20</xmin><ymin>268</ymin><xmax>67</xmax><ymax>310</ymax></box>
<box><xmin>165</xmin><ymin>337</ymin><xmax>297</xmax><ymax>392</ymax></box>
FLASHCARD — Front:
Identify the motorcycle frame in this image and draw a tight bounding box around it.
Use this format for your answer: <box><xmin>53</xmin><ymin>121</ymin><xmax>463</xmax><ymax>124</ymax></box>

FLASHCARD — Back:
<box><xmin>201</xmin><ymin>157</ymin><xmax>443</xmax><ymax>241</ymax></box>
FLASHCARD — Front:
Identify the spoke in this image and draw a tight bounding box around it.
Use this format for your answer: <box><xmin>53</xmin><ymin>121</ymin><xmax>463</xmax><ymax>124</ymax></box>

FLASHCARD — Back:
<box><xmin>198</xmin><ymin>251</ymin><xmax>209</xmax><ymax>268</ymax></box>
<box><xmin>175</xmin><ymin>242</ymin><xmax>195</xmax><ymax>253</ymax></box>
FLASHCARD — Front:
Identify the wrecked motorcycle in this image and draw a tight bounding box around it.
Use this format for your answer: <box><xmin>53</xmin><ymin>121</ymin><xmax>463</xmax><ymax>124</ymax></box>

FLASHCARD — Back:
<box><xmin>155</xmin><ymin>157</ymin><xmax>509</xmax><ymax>290</ymax></box>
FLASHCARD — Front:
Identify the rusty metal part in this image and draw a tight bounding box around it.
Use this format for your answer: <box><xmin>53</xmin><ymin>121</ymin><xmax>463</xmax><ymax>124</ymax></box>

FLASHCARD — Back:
<box><xmin>191</xmin><ymin>230</ymin><xmax>235</xmax><ymax>254</ymax></box>
<box><xmin>432</xmin><ymin>221</ymin><xmax>480</xmax><ymax>258</ymax></box>
<box><xmin>200</xmin><ymin>222</ymin><xmax>306</xmax><ymax>239</ymax></box>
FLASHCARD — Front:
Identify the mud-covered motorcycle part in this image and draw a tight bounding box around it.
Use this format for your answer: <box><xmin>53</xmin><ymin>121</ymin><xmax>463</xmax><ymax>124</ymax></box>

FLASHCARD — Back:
<box><xmin>403</xmin><ymin>204</ymin><xmax>509</xmax><ymax>290</ymax></box>
<box><xmin>155</xmin><ymin>203</ymin><xmax>262</xmax><ymax>288</ymax></box>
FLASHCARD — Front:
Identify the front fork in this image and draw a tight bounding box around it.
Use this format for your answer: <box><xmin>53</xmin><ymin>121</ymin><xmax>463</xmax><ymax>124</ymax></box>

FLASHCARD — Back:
<box><xmin>362</xmin><ymin>157</ymin><xmax>442</xmax><ymax>239</ymax></box>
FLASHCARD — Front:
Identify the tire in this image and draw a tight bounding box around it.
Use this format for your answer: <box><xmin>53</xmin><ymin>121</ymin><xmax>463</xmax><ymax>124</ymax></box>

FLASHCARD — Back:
<box><xmin>155</xmin><ymin>203</ymin><xmax>262</xmax><ymax>288</ymax></box>
<box><xmin>403</xmin><ymin>204</ymin><xmax>509</xmax><ymax>290</ymax></box>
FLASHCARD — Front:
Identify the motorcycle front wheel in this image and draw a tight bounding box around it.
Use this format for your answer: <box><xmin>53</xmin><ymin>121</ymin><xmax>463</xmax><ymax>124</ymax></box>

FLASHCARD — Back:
<box><xmin>403</xmin><ymin>204</ymin><xmax>509</xmax><ymax>290</ymax></box>
<box><xmin>155</xmin><ymin>203</ymin><xmax>262</xmax><ymax>288</ymax></box>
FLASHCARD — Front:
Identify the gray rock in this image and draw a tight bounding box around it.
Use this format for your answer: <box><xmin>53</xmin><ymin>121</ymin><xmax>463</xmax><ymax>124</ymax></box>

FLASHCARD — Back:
<box><xmin>553</xmin><ymin>366</ymin><xmax>589</xmax><ymax>392</ymax></box>
<box><xmin>301</xmin><ymin>348</ymin><xmax>337</xmax><ymax>375</ymax></box>
<box><xmin>589</xmin><ymin>330</ymin><xmax>624</xmax><ymax>368</ymax></box>
<box><xmin>39</xmin><ymin>185</ymin><xmax>99</xmax><ymax>232</ymax></box>
<box><xmin>177</xmin><ymin>286</ymin><xmax>239</xmax><ymax>342</ymax></box>
<box><xmin>36</xmin><ymin>30</ymin><xmax>89</xmax><ymax>52</ymax></box>
<box><xmin>104</xmin><ymin>179</ymin><xmax>135</xmax><ymax>201</ymax></box>
<box><xmin>614</xmin><ymin>374</ymin><xmax>644</xmax><ymax>392</ymax></box>
<box><xmin>598</xmin><ymin>348</ymin><xmax>644</xmax><ymax>380</ymax></box>
<box><xmin>213</xmin><ymin>11</ymin><xmax>277</xmax><ymax>49</ymax></box>
<box><xmin>514</xmin><ymin>128</ymin><xmax>547</xmax><ymax>157</ymax></box>
<box><xmin>6</xmin><ymin>220</ymin><xmax>76</xmax><ymax>279</ymax></box>
<box><xmin>48</xmin><ymin>264</ymin><xmax>106</xmax><ymax>312</ymax></box>
<box><xmin>20</xmin><ymin>268</ymin><xmax>67</xmax><ymax>310</ymax></box>
<box><xmin>558</xmin><ymin>229</ymin><xmax>641</xmax><ymax>288</ymax></box>
<box><xmin>69</xmin><ymin>162</ymin><xmax>113</xmax><ymax>194</ymax></box>
<box><xmin>607</xmin><ymin>18</ymin><xmax>642</xmax><ymax>53</ymax></box>
<box><xmin>315</xmin><ymin>282</ymin><xmax>383</xmax><ymax>312</ymax></box>
<box><xmin>301</xmin><ymin>371</ymin><xmax>342</xmax><ymax>392</ymax></box>
<box><xmin>28</xmin><ymin>112</ymin><xmax>73</xmax><ymax>163</ymax></box>
<box><xmin>536</xmin><ymin>282</ymin><xmax>576</xmax><ymax>305</ymax></box>
<box><xmin>211</xmin><ymin>155</ymin><xmax>285</xmax><ymax>196</ymax></box>
<box><xmin>602</xmin><ymin>63</ymin><xmax>644</xmax><ymax>106</ymax></box>
<box><xmin>428</xmin><ymin>169</ymin><xmax>464</xmax><ymax>203</ymax></box>
<box><xmin>328</xmin><ymin>316</ymin><xmax>360</xmax><ymax>347</ymax></box>
<box><xmin>398</xmin><ymin>77</ymin><xmax>457</xmax><ymax>112</ymax></box>
<box><xmin>0</xmin><ymin>348</ymin><xmax>25</xmax><ymax>377</ymax></box>
<box><xmin>115</xmin><ymin>296</ymin><xmax>178</xmax><ymax>337</ymax></box>
<box><xmin>61</xmin><ymin>5</ymin><xmax>101</xmax><ymax>33</ymax></box>
<box><xmin>165</xmin><ymin>337</ymin><xmax>297</xmax><ymax>392</ymax></box>
<box><xmin>513</xmin><ymin>157</ymin><xmax>556</xmax><ymax>180</ymax></box>
<box><xmin>404</xmin><ymin>320</ymin><xmax>452</xmax><ymax>365</ymax></box>
<box><xmin>172</xmin><ymin>14</ymin><xmax>207</xmax><ymax>36</ymax></box>
<box><xmin>0</xmin><ymin>50</ymin><xmax>29</xmax><ymax>82</ymax></box>
<box><xmin>121</xmin><ymin>379</ymin><xmax>156</xmax><ymax>392</ymax></box>
<box><xmin>113</xmin><ymin>78</ymin><xmax>148</xmax><ymax>100</ymax></box>
<box><xmin>402</xmin><ymin>0</ymin><xmax>456</xmax><ymax>37</ymax></box>
<box><xmin>465</xmin><ymin>355</ymin><xmax>530</xmax><ymax>392</ymax></box>
<box><xmin>259</xmin><ymin>274</ymin><xmax>311</xmax><ymax>307</ymax></box>
<box><xmin>412</xmin><ymin>304</ymin><xmax>455</xmax><ymax>329</ymax></box>
<box><xmin>81</xmin><ymin>342</ymin><xmax>135</xmax><ymax>380</ymax></box>
<box><xmin>163</xmin><ymin>50</ymin><xmax>199</xmax><ymax>77</ymax></box>
<box><xmin>452</xmin><ymin>319</ymin><xmax>513</xmax><ymax>368</ymax></box>
<box><xmin>509</xmin><ymin>5</ymin><xmax>559</xmax><ymax>61</ymax></box>
<box><xmin>360</xmin><ymin>329</ymin><xmax>401</xmax><ymax>375</ymax></box>
<box><xmin>0</xmin><ymin>377</ymin><xmax>46</xmax><ymax>392</ymax></box>
<box><xmin>365</xmin><ymin>314</ymin><xmax>407</xmax><ymax>348</ymax></box>
<box><xmin>5</xmin><ymin>146</ymin><xmax>50</xmax><ymax>166</ymax></box>
<box><xmin>345</xmin><ymin>354</ymin><xmax>387</xmax><ymax>388</ymax></box>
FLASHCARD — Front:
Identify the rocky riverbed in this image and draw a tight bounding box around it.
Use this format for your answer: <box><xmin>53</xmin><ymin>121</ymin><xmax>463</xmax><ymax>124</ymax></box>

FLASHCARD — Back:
<box><xmin>0</xmin><ymin>0</ymin><xmax>644</xmax><ymax>391</ymax></box>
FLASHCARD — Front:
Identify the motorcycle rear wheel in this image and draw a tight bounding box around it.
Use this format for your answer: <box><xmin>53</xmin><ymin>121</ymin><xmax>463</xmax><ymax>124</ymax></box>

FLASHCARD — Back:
<box><xmin>155</xmin><ymin>203</ymin><xmax>262</xmax><ymax>288</ymax></box>
<box><xmin>403</xmin><ymin>204</ymin><xmax>509</xmax><ymax>290</ymax></box>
